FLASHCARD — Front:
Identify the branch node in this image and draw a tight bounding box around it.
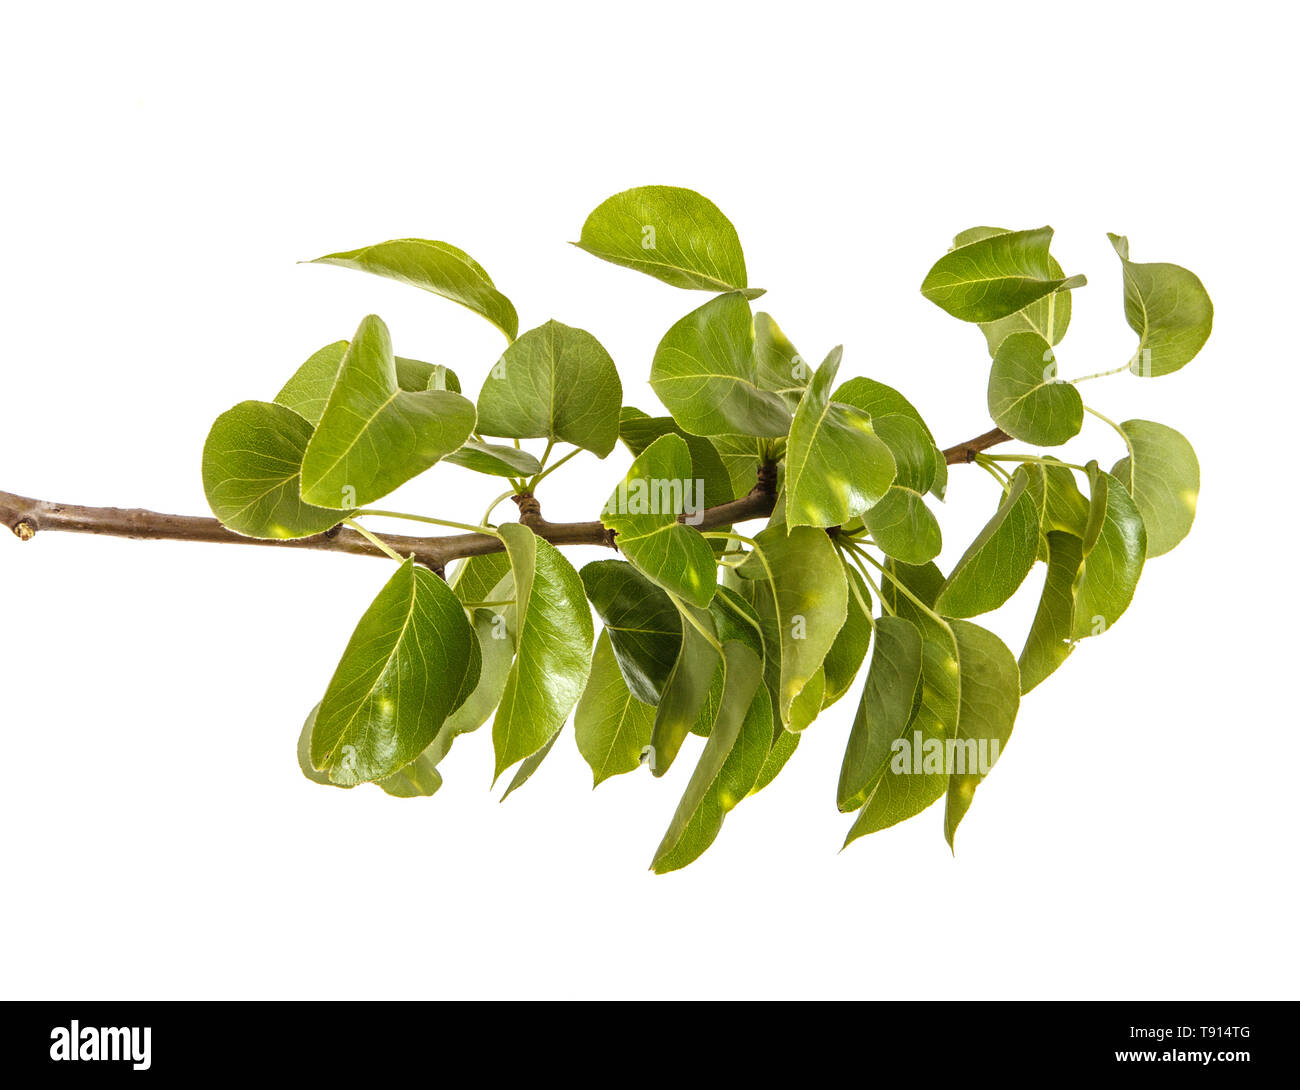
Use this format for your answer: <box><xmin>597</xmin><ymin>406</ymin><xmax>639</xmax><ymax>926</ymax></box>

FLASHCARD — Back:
<box><xmin>512</xmin><ymin>492</ymin><xmax>543</xmax><ymax>526</ymax></box>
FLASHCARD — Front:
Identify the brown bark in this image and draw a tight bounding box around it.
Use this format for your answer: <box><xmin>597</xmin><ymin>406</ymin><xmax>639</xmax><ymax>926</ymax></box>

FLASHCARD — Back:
<box><xmin>0</xmin><ymin>428</ymin><xmax>1010</xmax><ymax>568</ymax></box>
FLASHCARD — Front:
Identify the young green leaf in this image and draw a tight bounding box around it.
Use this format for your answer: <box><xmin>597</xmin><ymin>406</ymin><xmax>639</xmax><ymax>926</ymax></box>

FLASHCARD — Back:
<box><xmin>934</xmin><ymin>467</ymin><xmax>1040</xmax><ymax>618</ymax></box>
<box><xmin>431</xmin><ymin>600</ymin><xmax>518</xmax><ymax>755</ymax></box>
<box><xmin>580</xmin><ymin>560</ymin><xmax>683</xmax><ymax>705</ymax></box>
<box><xmin>492</xmin><ymin>523</ymin><xmax>594</xmax><ymax>780</ymax></box>
<box><xmin>843</xmin><ymin>559</ymin><xmax>965</xmax><ymax>841</ymax></box>
<box><xmin>202</xmin><ymin>400</ymin><xmax>345</xmax><ymax>539</ymax></box>
<box><xmin>311</xmin><ymin>558</ymin><xmax>480</xmax><ymax>786</ymax></box>
<box><xmin>821</xmin><ymin>565</ymin><xmax>872</xmax><ymax>709</ymax></box>
<box><xmin>476</xmin><ymin>320</ymin><xmax>622</xmax><ymax>457</ymax></box>
<box><xmin>1108</xmin><ymin>233</ymin><xmax>1213</xmax><ymax>376</ymax></box>
<box><xmin>442</xmin><ymin>439</ymin><xmax>543</xmax><ymax>478</ymax></box>
<box><xmin>785</xmin><ymin>347</ymin><xmax>897</xmax><ymax>528</ymax></box>
<box><xmin>649</xmin><ymin>292</ymin><xmax>792</xmax><ymax>437</ymax></box>
<box><xmin>944</xmin><ymin>620</ymin><xmax>1020</xmax><ymax>848</ymax></box>
<box><xmin>575</xmin><ymin>185</ymin><xmax>756</xmax><ymax>295</ymax></box>
<box><xmin>300</xmin><ymin>315</ymin><xmax>476</xmax><ymax>508</ymax></box>
<box><xmin>921</xmin><ymin>227</ymin><xmax>1082</xmax><ymax>323</ymax></box>
<box><xmin>449</xmin><ymin>553</ymin><xmax>512</xmax><ymax>606</ymax></box>
<box><xmin>601</xmin><ymin>433</ymin><xmax>717</xmax><ymax>608</ymax></box>
<box><xmin>1070</xmin><ymin>462</ymin><xmax>1147</xmax><ymax>640</ymax></box>
<box><xmin>987</xmin><ymin>330</ymin><xmax>1084</xmax><ymax>445</ymax></box>
<box><xmin>1018</xmin><ymin>531</ymin><xmax>1084</xmax><ymax>693</ymax></box>
<box><xmin>951</xmin><ymin>226</ymin><xmax>1075</xmax><ymax>352</ymax></box>
<box><xmin>737</xmin><ymin>524</ymin><xmax>848</xmax><ymax>725</ymax></box>
<box><xmin>308</xmin><ymin>238</ymin><xmax>518</xmax><ymax>341</ymax></box>
<box><xmin>296</xmin><ymin>705</ymin><xmax>344</xmax><ymax>789</ymax></box>
<box><xmin>753</xmin><ymin>312</ymin><xmax>811</xmax><ymax>405</ymax></box>
<box><xmin>750</xmin><ymin>726</ymin><xmax>800</xmax><ymax>796</ymax></box>
<box><xmin>500</xmin><ymin>726</ymin><xmax>563</xmax><ymax>801</ymax></box>
<box><xmin>300</xmin><ymin>703</ymin><xmax>444</xmax><ymax>797</ymax></box>
<box><xmin>619</xmin><ymin>408</ymin><xmax>737</xmax><ymax>507</ymax></box>
<box><xmin>575</xmin><ymin>630</ymin><xmax>657</xmax><ymax>787</ymax></box>
<box><xmin>1040</xmin><ymin>460</ymin><xmax>1091</xmax><ymax>536</ymax></box>
<box><xmin>648</xmin><ymin>603</ymin><xmax>721</xmax><ymax>776</ymax></box>
<box><xmin>651</xmin><ymin>646</ymin><xmax>769</xmax><ymax>874</ymax></box>
<box><xmin>1110</xmin><ymin>419</ymin><xmax>1199</xmax><ymax>556</ymax></box>
<box><xmin>862</xmin><ymin>487</ymin><xmax>943</xmax><ymax>564</ymax></box>
<box><xmin>844</xmin><ymin>631</ymin><xmax>958</xmax><ymax>842</ymax></box>
<box><xmin>376</xmin><ymin>751</ymin><xmax>444</xmax><ymax>798</ymax></box>
<box><xmin>832</xmin><ymin>377</ymin><xmax>946</xmax><ymax>499</ymax></box>
<box><xmin>274</xmin><ymin>340</ymin><xmax>459</xmax><ymax>426</ymax></box>
<box><xmin>837</xmin><ymin>615</ymin><xmax>925</xmax><ymax>812</ymax></box>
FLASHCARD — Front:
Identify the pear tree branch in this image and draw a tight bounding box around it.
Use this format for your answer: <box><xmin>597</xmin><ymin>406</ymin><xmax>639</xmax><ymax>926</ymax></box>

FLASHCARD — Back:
<box><xmin>0</xmin><ymin>428</ymin><xmax>1010</xmax><ymax>573</ymax></box>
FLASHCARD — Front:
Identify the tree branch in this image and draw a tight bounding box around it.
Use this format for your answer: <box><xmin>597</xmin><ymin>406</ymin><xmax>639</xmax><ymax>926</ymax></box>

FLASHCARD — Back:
<box><xmin>0</xmin><ymin>428</ymin><xmax>1010</xmax><ymax>570</ymax></box>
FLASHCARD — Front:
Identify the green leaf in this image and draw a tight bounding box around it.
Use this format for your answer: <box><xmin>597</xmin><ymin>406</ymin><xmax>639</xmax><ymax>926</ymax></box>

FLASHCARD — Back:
<box><xmin>1018</xmin><ymin>531</ymin><xmax>1084</xmax><ymax>693</ymax></box>
<box><xmin>601</xmin><ymin>434</ymin><xmax>717</xmax><ymax>608</ymax></box>
<box><xmin>579</xmin><ymin>560</ymin><xmax>682</xmax><ymax>705</ymax></box>
<box><xmin>651</xmin><ymin>646</ymin><xmax>769</xmax><ymax>873</ymax></box>
<box><xmin>1070</xmin><ymin>462</ymin><xmax>1147</xmax><ymax>640</ymax></box>
<box><xmin>844</xmin><ymin>566</ymin><xmax>959</xmax><ymax>841</ymax></box>
<box><xmin>648</xmin><ymin>604</ymin><xmax>720</xmax><ymax>776</ymax></box>
<box><xmin>921</xmin><ymin>226</ymin><xmax>1082</xmax><ymax>323</ymax></box>
<box><xmin>738</xmin><ymin>524</ymin><xmax>848</xmax><ymax>725</ymax></box>
<box><xmin>300</xmin><ymin>315</ymin><xmax>476</xmax><ymax>508</ymax></box>
<box><xmin>202</xmin><ymin>400</ymin><xmax>344</xmax><ymax>539</ymax></box>
<box><xmin>1040</xmin><ymin>460</ymin><xmax>1091</xmax><ymax>536</ymax></box>
<box><xmin>1111</xmin><ymin>419</ymin><xmax>1199</xmax><ymax>557</ymax></box>
<box><xmin>476</xmin><ymin>320</ymin><xmax>622</xmax><ymax>457</ymax></box>
<box><xmin>449</xmin><ymin>553</ymin><xmax>511</xmax><ymax>605</ymax></box>
<box><xmin>575</xmin><ymin>185</ymin><xmax>755</xmax><ymax>294</ymax></box>
<box><xmin>831</xmin><ymin>377</ymin><xmax>945</xmax><ymax>499</ymax></box>
<box><xmin>492</xmin><ymin>523</ymin><xmax>594</xmax><ymax>780</ymax></box>
<box><xmin>311</xmin><ymin>558</ymin><xmax>480</xmax><ymax>785</ymax></box>
<box><xmin>649</xmin><ymin>292</ymin><xmax>792</xmax><ymax>438</ymax></box>
<box><xmin>754</xmin><ymin>312</ymin><xmax>812</xmax><ymax>406</ymax></box>
<box><xmin>862</xmin><ymin>487</ymin><xmax>943</xmax><ymax>564</ymax></box>
<box><xmin>376</xmin><ymin>751</ymin><xmax>444</xmax><ymax>798</ymax></box>
<box><xmin>1108</xmin><ymin>233</ymin><xmax>1213</xmax><ymax>376</ymax></box>
<box><xmin>750</xmin><ymin>727</ymin><xmax>800</xmax><ymax>796</ymax></box>
<box><xmin>619</xmin><ymin>408</ymin><xmax>737</xmax><ymax>507</ymax></box>
<box><xmin>575</xmin><ymin>630</ymin><xmax>657</xmax><ymax>786</ymax></box>
<box><xmin>934</xmin><ymin>467</ymin><xmax>1040</xmax><ymax>618</ymax></box>
<box><xmin>822</xmin><ymin>565</ymin><xmax>872</xmax><ymax>709</ymax></box>
<box><xmin>308</xmin><ymin>238</ymin><xmax>518</xmax><ymax>341</ymax></box>
<box><xmin>500</xmin><ymin>726</ymin><xmax>562</xmax><ymax>801</ymax></box>
<box><xmin>709</xmin><ymin>433</ymin><xmax>768</xmax><ymax>501</ymax></box>
<box><xmin>421</xmin><ymin>567</ymin><xmax>520</xmax><ymax>776</ymax></box>
<box><xmin>787</xmin><ymin>666</ymin><xmax>825</xmax><ymax>732</ymax></box>
<box><xmin>987</xmin><ymin>331</ymin><xmax>1084</xmax><ymax>445</ymax></box>
<box><xmin>952</xmin><ymin>226</ymin><xmax>1075</xmax><ymax>352</ymax></box>
<box><xmin>274</xmin><ymin>340</ymin><xmax>458</xmax><ymax>426</ymax></box>
<box><xmin>944</xmin><ymin>620</ymin><xmax>1020</xmax><ymax>848</ymax></box>
<box><xmin>785</xmin><ymin>348</ymin><xmax>897</xmax><ymax>528</ymax></box>
<box><xmin>442</xmin><ymin>439</ymin><xmax>543</xmax><ymax>478</ymax></box>
<box><xmin>297</xmin><ymin>705</ymin><xmax>344</xmax><ymax>789</ymax></box>
<box><xmin>837</xmin><ymin>615</ymin><xmax>925</xmax><ymax>812</ymax></box>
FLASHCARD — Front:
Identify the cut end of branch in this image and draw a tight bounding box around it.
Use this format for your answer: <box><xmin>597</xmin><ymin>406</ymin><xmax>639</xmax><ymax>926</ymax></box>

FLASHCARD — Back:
<box><xmin>12</xmin><ymin>519</ymin><xmax>35</xmax><ymax>541</ymax></box>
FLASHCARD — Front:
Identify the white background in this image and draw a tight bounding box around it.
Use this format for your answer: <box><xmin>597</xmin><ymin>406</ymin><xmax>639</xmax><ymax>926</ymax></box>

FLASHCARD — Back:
<box><xmin>1</xmin><ymin>1</ymin><xmax>1295</xmax><ymax>1000</ymax></box>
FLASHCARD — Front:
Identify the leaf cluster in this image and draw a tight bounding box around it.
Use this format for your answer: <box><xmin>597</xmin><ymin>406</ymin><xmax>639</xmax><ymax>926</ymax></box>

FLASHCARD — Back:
<box><xmin>204</xmin><ymin>187</ymin><xmax>1211</xmax><ymax>869</ymax></box>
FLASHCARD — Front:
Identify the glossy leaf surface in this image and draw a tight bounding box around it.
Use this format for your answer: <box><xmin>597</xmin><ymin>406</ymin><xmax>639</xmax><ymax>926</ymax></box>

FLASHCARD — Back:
<box><xmin>477</xmin><ymin>320</ymin><xmax>622</xmax><ymax>457</ymax></box>
<box><xmin>309</xmin><ymin>238</ymin><xmax>518</xmax><ymax>340</ymax></box>
<box><xmin>575</xmin><ymin>185</ymin><xmax>753</xmax><ymax>294</ymax></box>
<box><xmin>311</xmin><ymin>559</ymin><xmax>480</xmax><ymax>785</ymax></box>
